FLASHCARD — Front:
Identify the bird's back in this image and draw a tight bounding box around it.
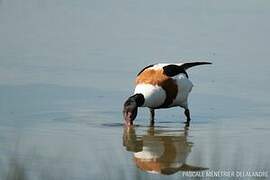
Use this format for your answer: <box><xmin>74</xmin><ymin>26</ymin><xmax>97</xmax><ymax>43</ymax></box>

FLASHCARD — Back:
<box><xmin>134</xmin><ymin>64</ymin><xmax>192</xmax><ymax>109</ymax></box>
<box><xmin>136</xmin><ymin>66</ymin><xmax>171</xmax><ymax>85</ymax></box>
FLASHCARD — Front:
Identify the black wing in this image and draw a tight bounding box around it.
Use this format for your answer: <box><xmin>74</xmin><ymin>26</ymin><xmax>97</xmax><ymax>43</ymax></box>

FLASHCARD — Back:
<box><xmin>180</xmin><ymin>62</ymin><xmax>212</xmax><ymax>70</ymax></box>
<box><xmin>163</xmin><ymin>64</ymin><xmax>189</xmax><ymax>78</ymax></box>
<box><xmin>163</xmin><ymin>62</ymin><xmax>212</xmax><ymax>77</ymax></box>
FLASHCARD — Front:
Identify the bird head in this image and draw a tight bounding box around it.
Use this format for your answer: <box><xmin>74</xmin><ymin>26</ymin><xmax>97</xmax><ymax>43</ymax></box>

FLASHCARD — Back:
<box><xmin>123</xmin><ymin>94</ymin><xmax>144</xmax><ymax>126</ymax></box>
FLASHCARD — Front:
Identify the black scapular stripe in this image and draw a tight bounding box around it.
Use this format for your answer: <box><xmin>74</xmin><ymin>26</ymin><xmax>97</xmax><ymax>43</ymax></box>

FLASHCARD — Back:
<box><xmin>137</xmin><ymin>64</ymin><xmax>155</xmax><ymax>76</ymax></box>
<box><xmin>163</xmin><ymin>65</ymin><xmax>189</xmax><ymax>78</ymax></box>
<box><xmin>163</xmin><ymin>62</ymin><xmax>212</xmax><ymax>77</ymax></box>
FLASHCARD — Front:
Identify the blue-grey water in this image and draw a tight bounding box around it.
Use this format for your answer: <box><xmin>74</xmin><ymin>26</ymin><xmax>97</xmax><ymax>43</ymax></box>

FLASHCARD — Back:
<box><xmin>1</xmin><ymin>0</ymin><xmax>270</xmax><ymax>179</ymax></box>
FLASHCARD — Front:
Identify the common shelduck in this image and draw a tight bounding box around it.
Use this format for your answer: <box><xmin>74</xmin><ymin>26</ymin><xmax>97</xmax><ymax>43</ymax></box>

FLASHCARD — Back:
<box><xmin>123</xmin><ymin>62</ymin><xmax>212</xmax><ymax>126</ymax></box>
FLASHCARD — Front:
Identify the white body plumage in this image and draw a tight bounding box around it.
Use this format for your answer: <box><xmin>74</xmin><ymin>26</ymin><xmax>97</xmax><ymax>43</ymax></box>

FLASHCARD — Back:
<box><xmin>134</xmin><ymin>63</ymin><xmax>193</xmax><ymax>109</ymax></box>
<box><xmin>134</xmin><ymin>74</ymin><xmax>193</xmax><ymax>109</ymax></box>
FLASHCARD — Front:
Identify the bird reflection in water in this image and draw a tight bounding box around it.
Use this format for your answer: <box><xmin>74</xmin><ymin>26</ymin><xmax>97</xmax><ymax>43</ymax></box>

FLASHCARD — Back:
<box><xmin>123</xmin><ymin>124</ymin><xmax>207</xmax><ymax>175</ymax></box>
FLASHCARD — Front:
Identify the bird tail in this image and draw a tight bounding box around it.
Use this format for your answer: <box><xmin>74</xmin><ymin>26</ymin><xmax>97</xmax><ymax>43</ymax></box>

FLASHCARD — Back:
<box><xmin>180</xmin><ymin>62</ymin><xmax>212</xmax><ymax>70</ymax></box>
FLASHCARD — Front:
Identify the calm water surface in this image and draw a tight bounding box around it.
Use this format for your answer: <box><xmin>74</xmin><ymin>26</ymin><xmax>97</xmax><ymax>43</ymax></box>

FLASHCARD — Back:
<box><xmin>0</xmin><ymin>0</ymin><xmax>270</xmax><ymax>179</ymax></box>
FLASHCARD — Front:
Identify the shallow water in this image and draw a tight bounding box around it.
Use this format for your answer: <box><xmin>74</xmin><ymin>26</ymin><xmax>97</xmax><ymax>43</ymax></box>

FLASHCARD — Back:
<box><xmin>1</xmin><ymin>0</ymin><xmax>270</xmax><ymax>179</ymax></box>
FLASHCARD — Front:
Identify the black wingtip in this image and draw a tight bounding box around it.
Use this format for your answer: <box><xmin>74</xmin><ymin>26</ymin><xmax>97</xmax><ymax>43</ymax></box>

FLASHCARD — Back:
<box><xmin>188</xmin><ymin>61</ymin><xmax>212</xmax><ymax>65</ymax></box>
<box><xmin>181</xmin><ymin>62</ymin><xmax>212</xmax><ymax>70</ymax></box>
<box><xmin>202</xmin><ymin>62</ymin><xmax>212</xmax><ymax>65</ymax></box>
